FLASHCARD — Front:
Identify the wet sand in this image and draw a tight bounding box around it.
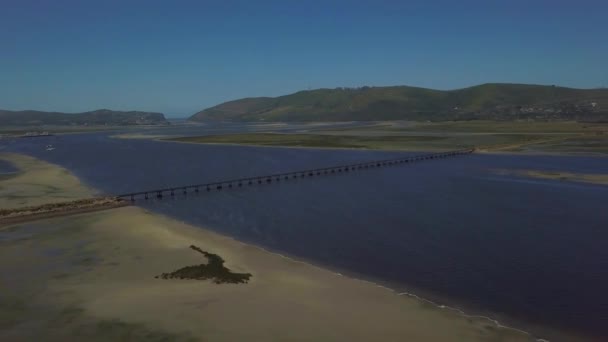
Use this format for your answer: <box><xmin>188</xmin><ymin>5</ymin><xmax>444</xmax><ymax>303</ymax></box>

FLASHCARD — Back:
<box><xmin>0</xmin><ymin>153</ymin><xmax>94</xmax><ymax>209</ymax></box>
<box><xmin>0</xmin><ymin>153</ymin><xmax>549</xmax><ymax>341</ymax></box>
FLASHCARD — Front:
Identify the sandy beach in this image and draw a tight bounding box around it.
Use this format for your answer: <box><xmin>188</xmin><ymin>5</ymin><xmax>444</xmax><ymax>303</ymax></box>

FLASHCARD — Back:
<box><xmin>0</xmin><ymin>152</ymin><xmax>550</xmax><ymax>341</ymax></box>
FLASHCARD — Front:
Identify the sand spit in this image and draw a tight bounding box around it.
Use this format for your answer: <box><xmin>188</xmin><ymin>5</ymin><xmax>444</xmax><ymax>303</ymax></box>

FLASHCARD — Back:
<box><xmin>493</xmin><ymin>168</ymin><xmax>608</xmax><ymax>186</ymax></box>
<box><xmin>111</xmin><ymin>133</ymin><xmax>171</xmax><ymax>140</ymax></box>
<box><xmin>0</xmin><ymin>152</ymin><xmax>94</xmax><ymax>209</ymax></box>
<box><xmin>0</xmin><ymin>196</ymin><xmax>129</xmax><ymax>227</ymax></box>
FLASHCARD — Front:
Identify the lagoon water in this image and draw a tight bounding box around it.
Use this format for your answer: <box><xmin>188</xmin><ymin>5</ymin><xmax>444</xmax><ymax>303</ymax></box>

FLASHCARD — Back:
<box><xmin>2</xmin><ymin>125</ymin><xmax>607</xmax><ymax>340</ymax></box>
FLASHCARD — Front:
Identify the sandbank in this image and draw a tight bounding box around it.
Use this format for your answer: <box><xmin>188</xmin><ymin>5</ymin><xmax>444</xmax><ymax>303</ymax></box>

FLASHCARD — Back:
<box><xmin>494</xmin><ymin>168</ymin><xmax>608</xmax><ymax>186</ymax></box>
<box><xmin>0</xmin><ymin>153</ymin><xmax>566</xmax><ymax>341</ymax></box>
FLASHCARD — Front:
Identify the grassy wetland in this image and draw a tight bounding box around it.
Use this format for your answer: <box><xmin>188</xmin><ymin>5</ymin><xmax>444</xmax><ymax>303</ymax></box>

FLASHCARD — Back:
<box><xmin>168</xmin><ymin>121</ymin><xmax>608</xmax><ymax>154</ymax></box>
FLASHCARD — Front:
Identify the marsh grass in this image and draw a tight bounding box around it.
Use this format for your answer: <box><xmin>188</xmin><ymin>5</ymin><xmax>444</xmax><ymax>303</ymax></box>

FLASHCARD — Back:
<box><xmin>167</xmin><ymin>122</ymin><xmax>608</xmax><ymax>154</ymax></box>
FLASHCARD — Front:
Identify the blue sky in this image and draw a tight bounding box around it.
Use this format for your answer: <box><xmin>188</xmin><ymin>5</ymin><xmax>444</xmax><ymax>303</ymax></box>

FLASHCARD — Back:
<box><xmin>1</xmin><ymin>0</ymin><xmax>607</xmax><ymax>117</ymax></box>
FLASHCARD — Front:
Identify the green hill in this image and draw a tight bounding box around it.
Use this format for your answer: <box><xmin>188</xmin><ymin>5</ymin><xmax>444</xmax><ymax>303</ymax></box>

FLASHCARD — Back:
<box><xmin>190</xmin><ymin>83</ymin><xmax>608</xmax><ymax>122</ymax></box>
<box><xmin>0</xmin><ymin>109</ymin><xmax>168</xmax><ymax>126</ymax></box>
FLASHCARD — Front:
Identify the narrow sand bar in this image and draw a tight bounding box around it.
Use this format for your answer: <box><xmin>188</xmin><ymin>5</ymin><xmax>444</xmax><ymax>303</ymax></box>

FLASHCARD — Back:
<box><xmin>493</xmin><ymin>168</ymin><xmax>608</xmax><ymax>186</ymax></box>
<box><xmin>0</xmin><ymin>152</ymin><xmax>572</xmax><ymax>341</ymax></box>
<box><xmin>0</xmin><ymin>153</ymin><xmax>94</xmax><ymax>209</ymax></box>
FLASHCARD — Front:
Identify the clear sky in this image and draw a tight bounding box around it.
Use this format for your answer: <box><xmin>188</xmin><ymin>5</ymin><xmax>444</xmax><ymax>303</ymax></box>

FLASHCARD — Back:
<box><xmin>1</xmin><ymin>0</ymin><xmax>607</xmax><ymax>117</ymax></box>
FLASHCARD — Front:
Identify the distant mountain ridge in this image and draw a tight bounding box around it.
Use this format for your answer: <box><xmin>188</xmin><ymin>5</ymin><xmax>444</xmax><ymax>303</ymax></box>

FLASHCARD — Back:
<box><xmin>189</xmin><ymin>83</ymin><xmax>608</xmax><ymax>122</ymax></box>
<box><xmin>0</xmin><ymin>109</ymin><xmax>168</xmax><ymax>126</ymax></box>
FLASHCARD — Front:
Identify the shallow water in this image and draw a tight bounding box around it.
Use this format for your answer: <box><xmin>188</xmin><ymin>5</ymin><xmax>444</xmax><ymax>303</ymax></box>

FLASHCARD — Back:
<box><xmin>0</xmin><ymin>159</ymin><xmax>17</xmax><ymax>173</ymax></box>
<box><xmin>2</xmin><ymin>125</ymin><xmax>607</xmax><ymax>340</ymax></box>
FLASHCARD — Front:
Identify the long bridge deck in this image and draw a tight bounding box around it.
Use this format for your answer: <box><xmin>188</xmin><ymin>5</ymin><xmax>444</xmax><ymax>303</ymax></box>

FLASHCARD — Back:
<box><xmin>118</xmin><ymin>148</ymin><xmax>475</xmax><ymax>201</ymax></box>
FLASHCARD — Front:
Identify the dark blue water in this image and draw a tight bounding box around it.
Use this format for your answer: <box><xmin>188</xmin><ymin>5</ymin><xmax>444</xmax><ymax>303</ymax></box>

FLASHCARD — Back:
<box><xmin>2</xmin><ymin>129</ymin><xmax>607</xmax><ymax>339</ymax></box>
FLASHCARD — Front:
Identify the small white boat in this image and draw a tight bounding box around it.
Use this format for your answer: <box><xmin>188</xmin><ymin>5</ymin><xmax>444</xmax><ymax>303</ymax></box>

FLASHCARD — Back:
<box><xmin>46</xmin><ymin>144</ymin><xmax>55</xmax><ymax>151</ymax></box>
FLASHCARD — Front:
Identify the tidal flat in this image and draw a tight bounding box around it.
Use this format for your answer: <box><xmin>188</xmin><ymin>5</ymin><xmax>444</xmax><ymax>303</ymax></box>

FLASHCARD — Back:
<box><xmin>0</xmin><ymin>153</ymin><xmax>544</xmax><ymax>341</ymax></box>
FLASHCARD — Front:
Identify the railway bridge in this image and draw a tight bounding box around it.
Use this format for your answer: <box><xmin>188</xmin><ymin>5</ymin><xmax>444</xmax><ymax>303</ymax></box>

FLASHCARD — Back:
<box><xmin>117</xmin><ymin>148</ymin><xmax>475</xmax><ymax>201</ymax></box>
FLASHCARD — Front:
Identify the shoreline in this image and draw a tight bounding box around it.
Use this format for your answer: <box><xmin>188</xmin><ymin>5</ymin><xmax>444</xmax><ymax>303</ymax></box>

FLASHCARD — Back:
<box><xmin>175</xmin><ymin>211</ymin><xmax>587</xmax><ymax>342</ymax></box>
<box><xmin>204</xmin><ymin>224</ymin><xmax>547</xmax><ymax>340</ymax></box>
<box><xmin>0</xmin><ymin>199</ymin><xmax>130</xmax><ymax>228</ymax></box>
<box><xmin>19</xmin><ymin>205</ymin><xmax>550</xmax><ymax>341</ymax></box>
<box><xmin>1</xmin><ymin>151</ymin><xmax>597</xmax><ymax>341</ymax></box>
<box><xmin>113</xmin><ymin>133</ymin><xmax>607</xmax><ymax>157</ymax></box>
<box><xmin>1</xmin><ymin>203</ymin><xmax>588</xmax><ymax>341</ymax></box>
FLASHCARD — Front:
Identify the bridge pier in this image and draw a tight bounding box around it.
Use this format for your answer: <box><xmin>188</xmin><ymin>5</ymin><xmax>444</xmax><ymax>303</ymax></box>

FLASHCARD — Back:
<box><xmin>116</xmin><ymin>149</ymin><xmax>474</xmax><ymax>201</ymax></box>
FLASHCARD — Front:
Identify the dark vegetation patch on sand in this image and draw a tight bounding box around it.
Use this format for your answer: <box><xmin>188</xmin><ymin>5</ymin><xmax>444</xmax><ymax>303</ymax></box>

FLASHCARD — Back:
<box><xmin>156</xmin><ymin>245</ymin><xmax>252</xmax><ymax>284</ymax></box>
